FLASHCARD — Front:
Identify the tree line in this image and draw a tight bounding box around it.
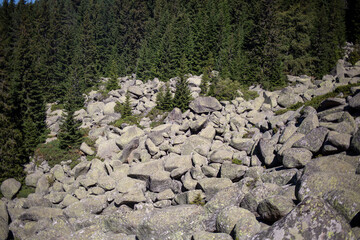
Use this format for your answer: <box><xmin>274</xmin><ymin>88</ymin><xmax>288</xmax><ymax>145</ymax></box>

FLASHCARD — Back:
<box><xmin>0</xmin><ymin>0</ymin><xmax>359</xmax><ymax>182</ymax></box>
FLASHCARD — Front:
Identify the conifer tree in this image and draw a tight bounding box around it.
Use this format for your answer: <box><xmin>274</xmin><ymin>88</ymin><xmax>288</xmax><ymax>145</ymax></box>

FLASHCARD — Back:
<box><xmin>173</xmin><ymin>76</ymin><xmax>192</xmax><ymax>112</ymax></box>
<box><xmin>121</xmin><ymin>92</ymin><xmax>132</xmax><ymax>118</ymax></box>
<box><xmin>161</xmin><ymin>83</ymin><xmax>173</xmax><ymax>111</ymax></box>
<box><xmin>156</xmin><ymin>86</ymin><xmax>165</xmax><ymax>110</ymax></box>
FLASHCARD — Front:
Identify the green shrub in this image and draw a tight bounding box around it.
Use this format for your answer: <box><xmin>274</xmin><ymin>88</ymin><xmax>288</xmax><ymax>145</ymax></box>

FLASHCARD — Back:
<box><xmin>16</xmin><ymin>185</ymin><xmax>35</xmax><ymax>198</ymax></box>
<box><xmin>189</xmin><ymin>194</ymin><xmax>205</xmax><ymax>206</ymax></box>
<box><xmin>241</xmin><ymin>88</ymin><xmax>259</xmax><ymax>101</ymax></box>
<box><xmin>50</xmin><ymin>103</ymin><xmax>65</xmax><ymax>112</ymax></box>
<box><xmin>112</xmin><ymin>115</ymin><xmax>141</xmax><ymax>128</ymax></box>
<box><xmin>146</xmin><ymin>108</ymin><xmax>166</xmax><ymax>121</ymax></box>
<box><xmin>208</xmin><ymin>78</ymin><xmax>240</xmax><ymax>101</ymax></box>
<box><xmin>232</xmin><ymin>158</ymin><xmax>242</xmax><ymax>165</ymax></box>
<box><xmin>34</xmin><ymin>140</ymin><xmax>81</xmax><ymax>168</ymax></box>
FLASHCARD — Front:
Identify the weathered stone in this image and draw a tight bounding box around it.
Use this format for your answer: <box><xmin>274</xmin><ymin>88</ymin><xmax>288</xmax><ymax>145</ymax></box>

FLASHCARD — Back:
<box><xmin>157</xmin><ymin>189</ymin><xmax>175</xmax><ymax>201</ymax></box>
<box><xmin>209</xmin><ymin>149</ymin><xmax>233</xmax><ymax>163</ymax></box>
<box><xmin>278</xmin><ymin>132</ymin><xmax>305</xmax><ymax>156</ymax></box>
<box><xmin>119</xmin><ymin>138</ymin><xmax>139</xmax><ymax>163</ymax></box>
<box><xmin>25</xmin><ymin>171</ymin><xmax>43</xmax><ymax>187</ymax></box>
<box><xmin>116</xmin><ymin>177</ymin><xmax>146</xmax><ymax>193</ymax></box>
<box><xmin>192</xmin><ymin>231</ymin><xmax>232</xmax><ymax>240</ymax></box>
<box><xmin>136</xmin><ymin>205</ymin><xmax>208</xmax><ymax>240</ymax></box>
<box><xmin>116</xmin><ymin>126</ymin><xmax>144</xmax><ymax>149</ymax></box>
<box><xmin>51</xmin><ymin>165</ymin><xmax>65</xmax><ymax>181</ymax></box>
<box><xmin>261</xmin><ymin>168</ymin><xmax>298</xmax><ymax>186</ymax></box>
<box><xmin>199</xmin><ymin>124</ymin><xmax>216</xmax><ymax>140</ymax></box>
<box><xmin>0</xmin><ymin>217</ymin><xmax>8</xmax><ymax>240</ymax></box>
<box><xmin>351</xmin><ymin>129</ymin><xmax>360</xmax><ymax>154</ymax></box>
<box><xmin>252</xmin><ymin>197</ymin><xmax>355</xmax><ymax>240</ymax></box>
<box><xmin>64</xmin><ymin>201</ymin><xmax>88</xmax><ymax>218</ymax></box>
<box><xmin>80</xmin><ymin>195</ymin><xmax>108</xmax><ymax>214</ymax></box>
<box><xmin>150</xmin><ymin>171</ymin><xmax>181</xmax><ymax>193</ymax></box>
<box><xmin>80</xmin><ymin>142</ymin><xmax>94</xmax><ymax>155</ymax></box>
<box><xmin>181</xmin><ymin>135</ymin><xmax>212</xmax><ymax>156</ymax></box>
<box><xmin>220</xmin><ymin>162</ymin><xmax>247</xmax><ymax>181</ymax></box>
<box><xmin>115</xmin><ymin>190</ymin><xmax>146</xmax><ymax>206</ymax></box>
<box><xmin>62</xmin><ymin>194</ymin><xmax>79</xmax><ymax>207</ymax></box>
<box><xmin>164</xmin><ymin>153</ymin><xmax>192</xmax><ymax>172</ymax></box>
<box><xmin>232</xmin><ymin>209</ymin><xmax>261</xmax><ymax>240</ymax></box>
<box><xmin>128</xmin><ymin>85</ymin><xmax>143</xmax><ymax>97</ymax></box>
<box><xmin>319</xmin><ymin>97</ymin><xmax>346</xmax><ymax>110</ymax></box>
<box><xmin>128</xmin><ymin>159</ymin><xmax>164</xmax><ymax>182</ymax></box>
<box><xmin>97</xmin><ymin>139</ymin><xmax>120</xmax><ymax>159</ymax></box>
<box><xmin>72</xmin><ymin>161</ymin><xmax>91</xmax><ymax>179</ymax></box>
<box><xmin>259</xmin><ymin>139</ymin><xmax>276</xmax><ymax>167</ymax></box>
<box><xmin>104</xmin><ymin>101</ymin><xmax>116</xmax><ymax>115</ymax></box>
<box><xmin>279</xmin><ymin>122</ymin><xmax>297</xmax><ymax>144</ymax></box>
<box><xmin>190</xmin><ymin>116</ymin><xmax>208</xmax><ymax>132</ymax></box>
<box><xmin>257</xmin><ymin>195</ymin><xmax>295</xmax><ymax>223</ymax></box>
<box><xmin>45</xmin><ymin>191</ymin><xmax>66</xmax><ymax>204</ymax></box>
<box><xmin>198</xmin><ymin>178</ymin><xmax>233</xmax><ymax>201</ymax></box>
<box><xmin>145</xmin><ymin>138</ymin><xmax>159</xmax><ymax>156</ymax></box>
<box><xmin>189</xmin><ymin>97</ymin><xmax>222</xmax><ymax>113</ymax></box>
<box><xmin>35</xmin><ymin>174</ymin><xmax>51</xmax><ymax>196</ymax></box>
<box><xmin>349</xmin><ymin>92</ymin><xmax>360</xmax><ymax>110</ymax></box>
<box><xmin>293</xmin><ymin>127</ymin><xmax>329</xmax><ymax>153</ymax></box>
<box><xmin>1</xmin><ymin>178</ymin><xmax>21</xmax><ymax>200</ymax></box>
<box><xmin>18</xmin><ymin>207</ymin><xmax>63</xmax><ymax>221</ymax></box>
<box><xmin>0</xmin><ymin>200</ymin><xmax>8</xmax><ymax>223</ymax></box>
<box><xmin>277</xmin><ymin>87</ymin><xmax>302</xmax><ymax>108</ymax></box>
<box><xmin>296</xmin><ymin>154</ymin><xmax>360</xmax><ymax>223</ymax></box>
<box><xmin>165</xmin><ymin>107</ymin><xmax>183</xmax><ymax>124</ymax></box>
<box><xmin>230</xmin><ymin>136</ymin><xmax>254</xmax><ymax>155</ymax></box>
<box><xmin>98</xmin><ymin>175</ymin><xmax>116</xmax><ymax>191</ymax></box>
<box><xmin>297</xmin><ymin>113</ymin><xmax>319</xmax><ymax>135</ymax></box>
<box><xmin>87</xmin><ymin>102</ymin><xmax>104</xmax><ymax>115</ymax></box>
<box><xmin>282</xmin><ymin>148</ymin><xmax>313</xmax><ymax>168</ymax></box>
<box><xmin>325</xmin><ymin>131</ymin><xmax>352</xmax><ymax>151</ymax></box>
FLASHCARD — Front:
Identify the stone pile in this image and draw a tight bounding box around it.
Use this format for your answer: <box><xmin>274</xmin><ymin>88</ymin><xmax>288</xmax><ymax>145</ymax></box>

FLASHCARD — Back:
<box><xmin>1</xmin><ymin>59</ymin><xmax>360</xmax><ymax>240</ymax></box>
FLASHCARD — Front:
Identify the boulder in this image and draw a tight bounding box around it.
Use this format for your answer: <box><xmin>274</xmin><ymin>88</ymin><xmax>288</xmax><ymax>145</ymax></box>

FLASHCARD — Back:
<box><xmin>259</xmin><ymin>139</ymin><xmax>276</xmax><ymax>167</ymax></box>
<box><xmin>0</xmin><ymin>200</ymin><xmax>8</xmax><ymax>223</ymax></box>
<box><xmin>0</xmin><ymin>217</ymin><xmax>8</xmax><ymax>240</ymax></box>
<box><xmin>349</xmin><ymin>92</ymin><xmax>360</xmax><ymax>110</ymax></box>
<box><xmin>18</xmin><ymin>206</ymin><xmax>63</xmax><ymax>221</ymax></box>
<box><xmin>104</xmin><ymin>101</ymin><xmax>116</xmax><ymax>115</ymax></box>
<box><xmin>230</xmin><ymin>136</ymin><xmax>254</xmax><ymax>155</ymax></box>
<box><xmin>128</xmin><ymin>159</ymin><xmax>164</xmax><ymax>182</ymax></box>
<box><xmin>296</xmin><ymin>154</ymin><xmax>360</xmax><ymax>223</ymax></box>
<box><xmin>220</xmin><ymin>162</ymin><xmax>247</xmax><ymax>181</ymax></box>
<box><xmin>164</xmin><ymin>154</ymin><xmax>192</xmax><ymax>172</ymax></box>
<box><xmin>277</xmin><ymin>87</ymin><xmax>302</xmax><ymax>108</ymax></box>
<box><xmin>96</xmin><ymin>139</ymin><xmax>120</xmax><ymax>159</ymax></box>
<box><xmin>192</xmin><ymin>231</ymin><xmax>232</xmax><ymax>240</ymax></box>
<box><xmin>282</xmin><ymin>148</ymin><xmax>313</xmax><ymax>168</ymax></box>
<box><xmin>127</xmin><ymin>85</ymin><xmax>143</xmax><ymax>97</ymax></box>
<box><xmin>97</xmin><ymin>175</ymin><xmax>116</xmax><ymax>191</ymax></box>
<box><xmin>198</xmin><ymin>178</ymin><xmax>233</xmax><ymax>201</ymax></box>
<box><xmin>136</xmin><ymin>205</ymin><xmax>208</xmax><ymax>240</ymax></box>
<box><xmin>1</xmin><ymin>178</ymin><xmax>21</xmax><ymax>199</ymax></box>
<box><xmin>115</xmin><ymin>190</ymin><xmax>146</xmax><ymax>206</ymax></box>
<box><xmin>292</xmin><ymin>127</ymin><xmax>329</xmax><ymax>153</ymax></box>
<box><xmin>80</xmin><ymin>142</ymin><xmax>94</xmax><ymax>156</ymax></box>
<box><xmin>189</xmin><ymin>97</ymin><xmax>222</xmax><ymax>113</ymax></box>
<box><xmin>233</xmin><ymin>208</ymin><xmax>261</xmax><ymax>240</ymax></box>
<box><xmin>165</xmin><ymin>108</ymin><xmax>183</xmax><ymax>124</ymax></box>
<box><xmin>296</xmin><ymin>113</ymin><xmax>319</xmax><ymax>135</ymax></box>
<box><xmin>181</xmin><ymin>135</ymin><xmax>211</xmax><ymax>156</ymax></box>
<box><xmin>351</xmin><ymin>129</ymin><xmax>360</xmax><ymax>154</ymax></box>
<box><xmin>257</xmin><ymin>195</ymin><xmax>295</xmax><ymax>223</ymax></box>
<box><xmin>25</xmin><ymin>171</ymin><xmax>43</xmax><ymax>187</ymax></box>
<box><xmin>261</xmin><ymin>168</ymin><xmax>298</xmax><ymax>186</ymax></box>
<box><xmin>119</xmin><ymin>138</ymin><xmax>139</xmax><ymax>163</ymax></box>
<box><xmin>319</xmin><ymin>97</ymin><xmax>346</xmax><ymax>110</ymax></box>
<box><xmin>116</xmin><ymin>126</ymin><xmax>144</xmax><ymax>149</ymax></box>
<box><xmin>252</xmin><ymin>197</ymin><xmax>355</xmax><ymax>240</ymax></box>
<box><xmin>145</xmin><ymin>138</ymin><xmax>159</xmax><ymax>156</ymax></box>
<box><xmin>87</xmin><ymin>102</ymin><xmax>104</xmax><ymax>115</ymax></box>
<box><xmin>324</xmin><ymin>131</ymin><xmax>352</xmax><ymax>152</ymax></box>
<box><xmin>209</xmin><ymin>149</ymin><xmax>233</xmax><ymax>163</ymax></box>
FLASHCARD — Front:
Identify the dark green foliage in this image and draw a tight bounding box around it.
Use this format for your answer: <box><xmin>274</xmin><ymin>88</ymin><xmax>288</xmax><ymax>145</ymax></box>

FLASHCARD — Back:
<box><xmin>112</xmin><ymin>115</ymin><xmax>141</xmax><ymax>128</ymax></box>
<box><xmin>349</xmin><ymin>45</ymin><xmax>360</xmax><ymax>66</ymax></box>
<box><xmin>240</xmin><ymin>88</ymin><xmax>259</xmax><ymax>101</ymax></box>
<box><xmin>173</xmin><ymin>76</ymin><xmax>192</xmax><ymax>112</ymax></box>
<box><xmin>122</xmin><ymin>92</ymin><xmax>132</xmax><ymax>118</ymax></box>
<box><xmin>208</xmin><ymin>77</ymin><xmax>240</xmax><ymax>101</ymax></box>
<box><xmin>16</xmin><ymin>185</ymin><xmax>35</xmax><ymax>198</ymax></box>
<box><xmin>58</xmin><ymin>110</ymin><xmax>83</xmax><ymax>150</ymax></box>
<box><xmin>34</xmin><ymin>140</ymin><xmax>81</xmax><ymax>168</ymax></box>
<box><xmin>156</xmin><ymin>83</ymin><xmax>173</xmax><ymax>111</ymax></box>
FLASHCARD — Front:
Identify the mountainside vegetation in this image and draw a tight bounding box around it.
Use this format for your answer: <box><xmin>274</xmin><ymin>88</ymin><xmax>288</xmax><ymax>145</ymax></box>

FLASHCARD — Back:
<box><xmin>0</xmin><ymin>0</ymin><xmax>358</xmax><ymax>182</ymax></box>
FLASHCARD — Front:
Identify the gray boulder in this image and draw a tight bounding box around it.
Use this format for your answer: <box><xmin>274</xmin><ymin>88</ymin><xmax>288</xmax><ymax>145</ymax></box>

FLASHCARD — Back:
<box><xmin>251</xmin><ymin>197</ymin><xmax>355</xmax><ymax>240</ymax></box>
<box><xmin>257</xmin><ymin>195</ymin><xmax>295</xmax><ymax>223</ymax></box>
<box><xmin>277</xmin><ymin>87</ymin><xmax>302</xmax><ymax>108</ymax></box>
<box><xmin>261</xmin><ymin>168</ymin><xmax>298</xmax><ymax>186</ymax></box>
<box><xmin>192</xmin><ymin>231</ymin><xmax>232</xmax><ymax>240</ymax></box>
<box><xmin>96</xmin><ymin>139</ymin><xmax>120</xmax><ymax>159</ymax></box>
<box><xmin>296</xmin><ymin>113</ymin><xmax>319</xmax><ymax>135</ymax></box>
<box><xmin>127</xmin><ymin>85</ymin><xmax>143</xmax><ymax>98</ymax></box>
<box><xmin>293</xmin><ymin>127</ymin><xmax>329</xmax><ymax>153</ymax></box>
<box><xmin>0</xmin><ymin>217</ymin><xmax>8</xmax><ymax>240</ymax></box>
<box><xmin>0</xmin><ymin>200</ymin><xmax>8</xmax><ymax>224</ymax></box>
<box><xmin>116</xmin><ymin>126</ymin><xmax>144</xmax><ymax>149</ymax></box>
<box><xmin>25</xmin><ymin>170</ymin><xmax>43</xmax><ymax>187</ymax></box>
<box><xmin>351</xmin><ymin>129</ymin><xmax>360</xmax><ymax>154</ymax></box>
<box><xmin>282</xmin><ymin>148</ymin><xmax>313</xmax><ymax>168</ymax></box>
<box><xmin>230</xmin><ymin>136</ymin><xmax>255</xmax><ymax>155</ymax></box>
<box><xmin>80</xmin><ymin>142</ymin><xmax>94</xmax><ymax>156</ymax></box>
<box><xmin>198</xmin><ymin>178</ymin><xmax>233</xmax><ymax>201</ymax></box>
<box><xmin>189</xmin><ymin>97</ymin><xmax>222</xmax><ymax>113</ymax></box>
<box><xmin>1</xmin><ymin>178</ymin><xmax>21</xmax><ymax>199</ymax></box>
<box><xmin>165</xmin><ymin>107</ymin><xmax>183</xmax><ymax>124</ymax></box>
<box><xmin>349</xmin><ymin>92</ymin><xmax>360</xmax><ymax>110</ymax></box>
<box><xmin>220</xmin><ymin>162</ymin><xmax>247</xmax><ymax>181</ymax></box>
<box><xmin>233</xmin><ymin>208</ymin><xmax>261</xmax><ymax>240</ymax></box>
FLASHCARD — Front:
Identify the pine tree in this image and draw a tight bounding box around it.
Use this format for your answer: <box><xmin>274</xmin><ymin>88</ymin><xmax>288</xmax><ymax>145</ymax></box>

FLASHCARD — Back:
<box><xmin>156</xmin><ymin>85</ymin><xmax>165</xmax><ymax>110</ymax></box>
<box><xmin>161</xmin><ymin>83</ymin><xmax>173</xmax><ymax>111</ymax></box>
<box><xmin>122</xmin><ymin>92</ymin><xmax>132</xmax><ymax>118</ymax></box>
<box><xmin>173</xmin><ymin>76</ymin><xmax>192</xmax><ymax>112</ymax></box>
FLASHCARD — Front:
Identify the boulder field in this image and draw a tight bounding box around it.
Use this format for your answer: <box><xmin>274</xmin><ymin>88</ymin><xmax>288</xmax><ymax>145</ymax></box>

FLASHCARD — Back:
<box><xmin>1</xmin><ymin>59</ymin><xmax>360</xmax><ymax>240</ymax></box>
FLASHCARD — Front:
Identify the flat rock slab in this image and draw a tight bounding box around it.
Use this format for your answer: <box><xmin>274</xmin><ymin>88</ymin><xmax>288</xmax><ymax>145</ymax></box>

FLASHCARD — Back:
<box><xmin>198</xmin><ymin>178</ymin><xmax>233</xmax><ymax>201</ymax></box>
<box><xmin>189</xmin><ymin>97</ymin><xmax>222</xmax><ymax>113</ymax></box>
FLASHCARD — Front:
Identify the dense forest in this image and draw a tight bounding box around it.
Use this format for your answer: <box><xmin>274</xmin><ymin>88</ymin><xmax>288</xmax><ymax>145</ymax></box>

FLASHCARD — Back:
<box><xmin>0</xmin><ymin>0</ymin><xmax>359</xmax><ymax>182</ymax></box>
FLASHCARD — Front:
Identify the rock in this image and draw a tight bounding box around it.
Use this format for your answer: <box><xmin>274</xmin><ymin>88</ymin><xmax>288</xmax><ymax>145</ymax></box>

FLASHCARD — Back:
<box><xmin>297</xmin><ymin>113</ymin><xmax>319</xmax><ymax>135</ymax></box>
<box><xmin>165</xmin><ymin>108</ymin><xmax>183</xmax><ymax>124</ymax></box>
<box><xmin>116</xmin><ymin>126</ymin><xmax>144</xmax><ymax>149</ymax></box>
<box><xmin>51</xmin><ymin>165</ymin><xmax>65</xmax><ymax>181</ymax></box>
<box><xmin>164</xmin><ymin>153</ymin><xmax>192</xmax><ymax>172</ymax></box>
<box><xmin>278</xmin><ymin>132</ymin><xmax>305</xmax><ymax>156</ymax></box>
<box><xmin>119</xmin><ymin>138</ymin><xmax>140</xmax><ymax>163</ymax></box>
<box><xmin>349</xmin><ymin>92</ymin><xmax>360</xmax><ymax>110</ymax></box>
<box><xmin>80</xmin><ymin>195</ymin><xmax>108</xmax><ymax>214</ymax></box>
<box><xmin>45</xmin><ymin>191</ymin><xmax>66</xmax><ymax>204</ymax></box>
<box><xmin>209</xmin><ymin>149</ymin><xmax>233</xmax><ymax>163</ymax></box>
<box><xmin>104</xmin><ymin>101</ymin><xmax>116</xmax><ymax>115</ymax></box>
<box><xmin>64</xmin><ymin>201</ymin><xmax>88</xmax><ymax>218</ymax></box>
<box><xmin>97</xmin><ymin>175</ymin><xmax>116</xmax><ymax>191</ymax></box>
<box><xmin>277</xmin><ymin>87</ymin><xmax>302</xmax><ymax>108</ymax></box>
<box><xmin>72</xmin><ymin>161</ymin><xmax>91</xmax><ymax>179</ymax></box>
<box><xmin>181</xmin><ymin>135</ymin><xmax>211</xmax><ymax>156</ymax></box>
<box><xmin>80</xmin><ymin>142</ymin><xmax>94</xmax><ymax>156</ymax></box>
<box><xmin>324</xmin><ymin>131</ymin><xmax>352</xmax><ymax>152</ymax></box>
<box><xmin>115</xmin><ymin>190</ymin><xmax>146</xmax><ymax>206</ymax></box>
<box><xmin>18</xmin><ymin>206</ymin><xmax>63</xmax><ymax>221</ymax></box>
<box><xmin>87</xmin><ymin>102</ymin><xmax>104</xmax><ymax>115</ymax></box>
<box><xmin>116</xmin><ymin>177</ymin><xmax>146</xmax><ymax>193</ymax></box>
<box><xmin>62</xmin><ymin>194</ymin><xmax>79</xmax><ymax>207</ymax></box>
<box><xmin>127</xmin><ymin>85</ymin><xmax>143</xmax><ymax>97</ymax></box>
<box><xmin>199</xmin><ymin>125</ymin><xmax>216</xmax><ymax>140</ymax></box>
<box><xmin>220</xmin><ymin>162</ymin><xmax>247</xmax><ymax>181</ymax></box>
<box><xmin>157</xmin><ymin>189</ymin><xmax>175</xmax><ymax>201</ymax></box>
<box><xmin>278</xmin><ymin>122</ymin><xmax>297</xmax><ymax>144</ymax></box>
<box><xmin>351</xmin><ymin>129</ymin><xmax>360</xmax><ymax>154</ymax></box>
<box><xmin>35</xmin><ymin>174</ymin><xmax>51</xmax><ymax>195</ymax></box>
<box><xmin>233</xmin><ymin>209</ymin><xmax>261</xmax><ymax>240</ymax></box>
<box><xmin>192</xmin><ymin>231</ymin><xmax>232</xmax><ymax>240</ymax></box>
<box><xmin>252</xmin><ymin>197</ymin><xmax>356</xmax><ymax>240</ymax></box>
<box><xmin>1</xmin><ymin>178</ymin><xmax>21</xmax><ymax>199</ymax></box>
<box><xmin>150</xmin><ymin>171</ymin><xmax>181</xmax><ymax>193</ymax></box>
<box><xmin>257</xmin><ymin>195</ymin><xmax>295</xmax><ymax>223</ymax></box>
<box><xmin>296</xmin><ymin>154</ymin><xmax>360</xmax><ymax>223</ymax></box>
<box><xmin>261</xmin><ymin>168</ymin><xmax>298</xmax><ymax>186</ymax></box>
<box><xmin>282</xmin><ymin>148</ymin><xmax>313</xmax><ymax>168</ymax></box>
<box><xmin>145</xmin><ymin>138</ymin><xmax>159</xmax><ymax>156</ymax></box>
<box><xmin>189</xmin><ymin>97</ymin><xmax>222</xmax><ymax>113</ymax></box>
<box><xmin>190</xmin><ymin>116</ymin><xmax>208</xmax><ymax>132</ymax></box>
<box><xmin>25</xmin><ymin>171</ymin><xmax>43</xmax><ymax>187</ymax></box>
<box><xmin>128</xmin><ymin>159</ymin><xmax>164</xmax><ymax>182</ymax></box>
<box><xmin>217</xmin><ymin>206</ymin><xmax>259</xmax><ymax>235</ymax></box>
<box><xmin>292</xmin><ymin>127</ymin><xmax>329</xmax><ymax>153</ymax></box>
<box><xmin>319</xmin><ymin>97</ymin><xmax>346</xmax><ymax>110</ymax></box>
<box><xmin>97</xmin><ymin>139</ymin><xmax>120</xmax><ymax>159</ymax></box>
<box><xmin>198</xmin><ymin>178</ymin><xmax>233</xmax><ymax>201</ymax></box>
<box><xmin>136</xmin><ymin>205</ymin><xmax>208</xmax><ymax>240</ymax></box>
<box><xmin>230</xmin><ymin>136</ymin><xmax>254</xmax><ymax>155</ymax></box>
<box><xmin>0</xmin><ymin>200</ymin><xmax>8</xmax><ymax>223</ymax></box>
<box><xmin>0</xmin><ymin>217</ymin><xmax>8</xmax><ymax>240</ymax></box>
<box><xmin>259</xmin><ymin>139</ymin><xmax>276</xmax><ymax>167</ymax></box>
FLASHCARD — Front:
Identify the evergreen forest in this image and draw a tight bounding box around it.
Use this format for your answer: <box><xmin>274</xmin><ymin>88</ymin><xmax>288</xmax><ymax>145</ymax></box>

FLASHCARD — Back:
<box><xmin>0</xmin><ymin>0</ymin><xmax>359</xmax><ymax>182</ymax></box>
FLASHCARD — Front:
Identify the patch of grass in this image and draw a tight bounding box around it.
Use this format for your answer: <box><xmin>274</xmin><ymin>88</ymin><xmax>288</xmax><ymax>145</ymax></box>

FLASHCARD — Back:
<box><xmin>86</xmin><ymin>155</ymin><xmax>97</xmax><ymax>162</ymax></box>
<box><xmin>34</xmin><ymin>140</ymin><xmax>81</xmax><ymax>168</ymax></box>
<box><xmin>16</xmin><ymin>185</ymin><xmax>35</xmax><ymax>198</ymax></box>
<box><xmin>111</xmin><ymin>115</ymin><xmax>141</xmax><ymax>128</ymax></box>
<box><xmin>69</xmin><ymin>159</ymin><xmax>81</xmax><ymax>169</ymax></box>
<box><xmin>241</xmin><ymin>87</ymin><xmax>259</xmax><ymax>101</ymax></box>
<box><xmin>146</xmin><ymin>108</ymin><xmax>166</xmax><ymax>121</ymax></box>
<box><xmin>232</xmin><ymin>158</ymin><xmax>242</xmax><ymax>165</ymax></box>
<box><xmin>47</xmin><ymin>174</ymin><xmax>55</xmax><ymax>187</ymax></box>
<box><xmin>50</xmin><ymin>103</ymin><xmax>65</xmax><ymax>112</ymax></box>
<box><xmin>189</xmin><ymin>194</ymin><xmax>205</xmax><ymax>206</ymax></box>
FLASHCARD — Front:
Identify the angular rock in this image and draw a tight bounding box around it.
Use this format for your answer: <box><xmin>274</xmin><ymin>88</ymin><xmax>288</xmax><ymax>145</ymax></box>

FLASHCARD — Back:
<box><xmin>115</xmin><ymin>190</ymin><xmax>146</xmax><ymax>206</ymax></box>
<box><xmin>293</xmin><ymin>127</ymin><xmax>329</xmax><ymax>153</ymax></box>
<box><xmin>199</xmin><ymin>125</ymin><xmax>216</xmax><ymax>140</ymax></box>
<box><xmin>190</xmin><ymin>116</ymin><xmax>208</xmax><ymax>132</ymax></box>
<box><xmin>97</xmin><ymin>175</ymin><xmax>116</xmax><ymax>191</ymax></box>
<box><xmin>119</xmin><ymin>138</ymin><xmax>139</xmax><ymax>163</ymax></box>
<box><xmin>18</xmin><ymin>207</ymin><xmax>63</xmax><ymax>221</ymax></box>
<box><xmin>349</xmin><ymin>92</ymin><xmax>360</xmax><ymax>110</ymax></box>
<box><xmin>35</xmin><ymin>174</ymin><xmax>50</xmax><ymax>195</ymax></box>
<box><xmin>145</xmin><ymin>138</ymin><xmax>159</xmax><ymax>156</ymax></box>
<box><xmin>116</xmin><ymin>177</ymin><xmax>146</xmax><ymax>193</ymax></box>
<box><xmin>0</xmin><ymin>200</ymin><xmax>8</xmax><ymax>223</ymax></box>
<box><xmin>192</xmin><ymin>231</ymin><xmax>232</xmax><ymax>240</ymax></box>
<box><xmin>198</xmin><ymin>178</ymin><xmax>233</xmax><ymax>201</ymax></box>
<box><xmin>257</xmin><ymin>195</ymin><xmax>295</xmax><ymax>223</ymax></box>
<box><xmin>80</xmin><ymin>142</ymin><xmax>94</xmax><ymax>156</ymax></box>
<box><xmin>220</xmin><ymin>162</ymin><xmax>247</xmax><ymax>181</ymax></box>
<box><xmin>80</xmin><ymin>195</ymin><xmax>108</xmax><ymax>214</ymax></box>
<box><xmin>165</xmin><ymin>107</ymin><xmax>183</xmax><ymax>124</ymax></box>
<box><xmin>319</xmin><ymin>97</ymin><xmax>346</xmax><ymax>110</ymax></box>
<box><xmin>189</xmin><ymin>97</ymin><xmax>222</xmax><ymax>114</ymax></box>
<box><xmin>230</xmin><ymin>136</ymin><xmax>254</xmax><ymax>155</ymax></box>
<box><xmin>209</xmin><ymin>149</ymin><xmax>233</xmax><ymax>163</ymax></box>
<box><xmin>325</xmin><ymin>131</ymin><xmax>352</xmax><ymax>151</ymax></box>
<box><xmin>181</xmin><ymin>135</ymin><xmax>211</xmax><ymax>156</ymax></box>
<box><xmin>127</xmin><ymin>85</ymin><xmax>143</xmax><ymax>97</ymax></box>
<box><xmin>25</xmin><ymin>171</ymin><xmax>43</xmax><ymax>187</ymax></box>
<box><xmin>233</xmin><ymin>209</ymin><xmax>261</xmax><ymax>240</ymax></box>
<box><xmin>72</xmin><ymin>161</ymin><xmax>91</xmax><ymax>179</ymax></box>
<box><xmin>252</xmin><ymin>197</ymin><xmax>355</xmax><ymax>240</ymax></box>
<box><xmin>351</xmin><ymin>129</ymin><xmax>360</xmax><ymax>154</ymax></box>
<box><xmin>164</xmin><ymin>154</ymin><xmax>192</xmax><ymax>172</ymax></box>
<box><xmin>282</xmin><ymin>148</ymin><xmax>313</xmax><ymax>168</ymax></box>
<box><xmin>116</xmin><ymin>126</ymin><xmax>144</xmax><ymax>149</ymax></box>
<box><xmin>128</xmin><ymin>159</ymin><xmax>164</xmax><ymax>182</ymax></box>
<box><xmin>261</xmin><ymin>168</ymin><xmax>298</xmax><ymax>186</ymax></box>
<box><xmin>0</xmin><ymin>217</ymin><xmax>8</xmax><ymax>240</ymax></box>
<box><xmin>104</xmin><ymin>101</ymin><xmax>116</xmax><ymax>115</ymax></box>
<box><xmin>149</xmin><ymin>171</ymin><xmax>181</xmax><ymax>193</ymax></box>
<box><xmin>1</xmin><ymin>178</ymin><xmax>21</xmax><ymax>199</ymax></box>
<box><xmin>259</xmin><ymin>139</ymin><xmax>276</xmax><ymax>167</ymax></box>
<box><xmin>297</xmin><ymin>113</ymin><xmax>319</xmax><ymax>135</ymax></box>
<box><xmin>97</xmin><ymin>139</ymin><xmax>120</xmax><ymax>159</ymax></box>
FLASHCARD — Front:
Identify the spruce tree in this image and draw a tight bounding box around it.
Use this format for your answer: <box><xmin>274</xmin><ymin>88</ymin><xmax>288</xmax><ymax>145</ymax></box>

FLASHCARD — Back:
<box><xmin>161</xmin><ymin>83</ymin><xmax>173</xmax><ymax>111</ymax></box>
<box><xmin>122</xmin><ymin>92</ymin><xmax>132</xmax><ymax>118</ymax></box>
<box><xmin>156</xmin><ymin>86</ymin><xmax>165</xmax><ymax>110</ymax></box>
<box><xmin>173</xmin><ymin>76</ymin><xmax>192</xmax><ymax>112</ymax></box>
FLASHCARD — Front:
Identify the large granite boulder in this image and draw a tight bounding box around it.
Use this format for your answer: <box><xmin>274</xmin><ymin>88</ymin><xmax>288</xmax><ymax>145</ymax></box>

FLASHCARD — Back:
<box><xmin>189</xmin><ymin>97</ymin><xmax>222</xmax><ymax>113</ymax></box>
<box><xmin>1</xmin><ymin>178</ymin><xmax>21</xmax><ymax>199</ymax></box>
<box><xmin>292</xmin><ymin>127</ymin><xmax>329</xmax><ymax>153</ymax></box>
<box><xmin>251</xmin><ymin>197</ymin><xmax>355</xmax><ymax>240</ymax></box>
<box><xmin>116</xmin><ymin>126</ymin><xmax>144</xmax><ymax>149</ymax></box>
<box><xmin>349</xmin><ymin>92</ymin><xmax>360</xmax><ymax>110</ymax></box>
<box><xmin>351</xmin><ymin>129</ymin><xmax>360</xmax><ymax>154</ymax></box>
